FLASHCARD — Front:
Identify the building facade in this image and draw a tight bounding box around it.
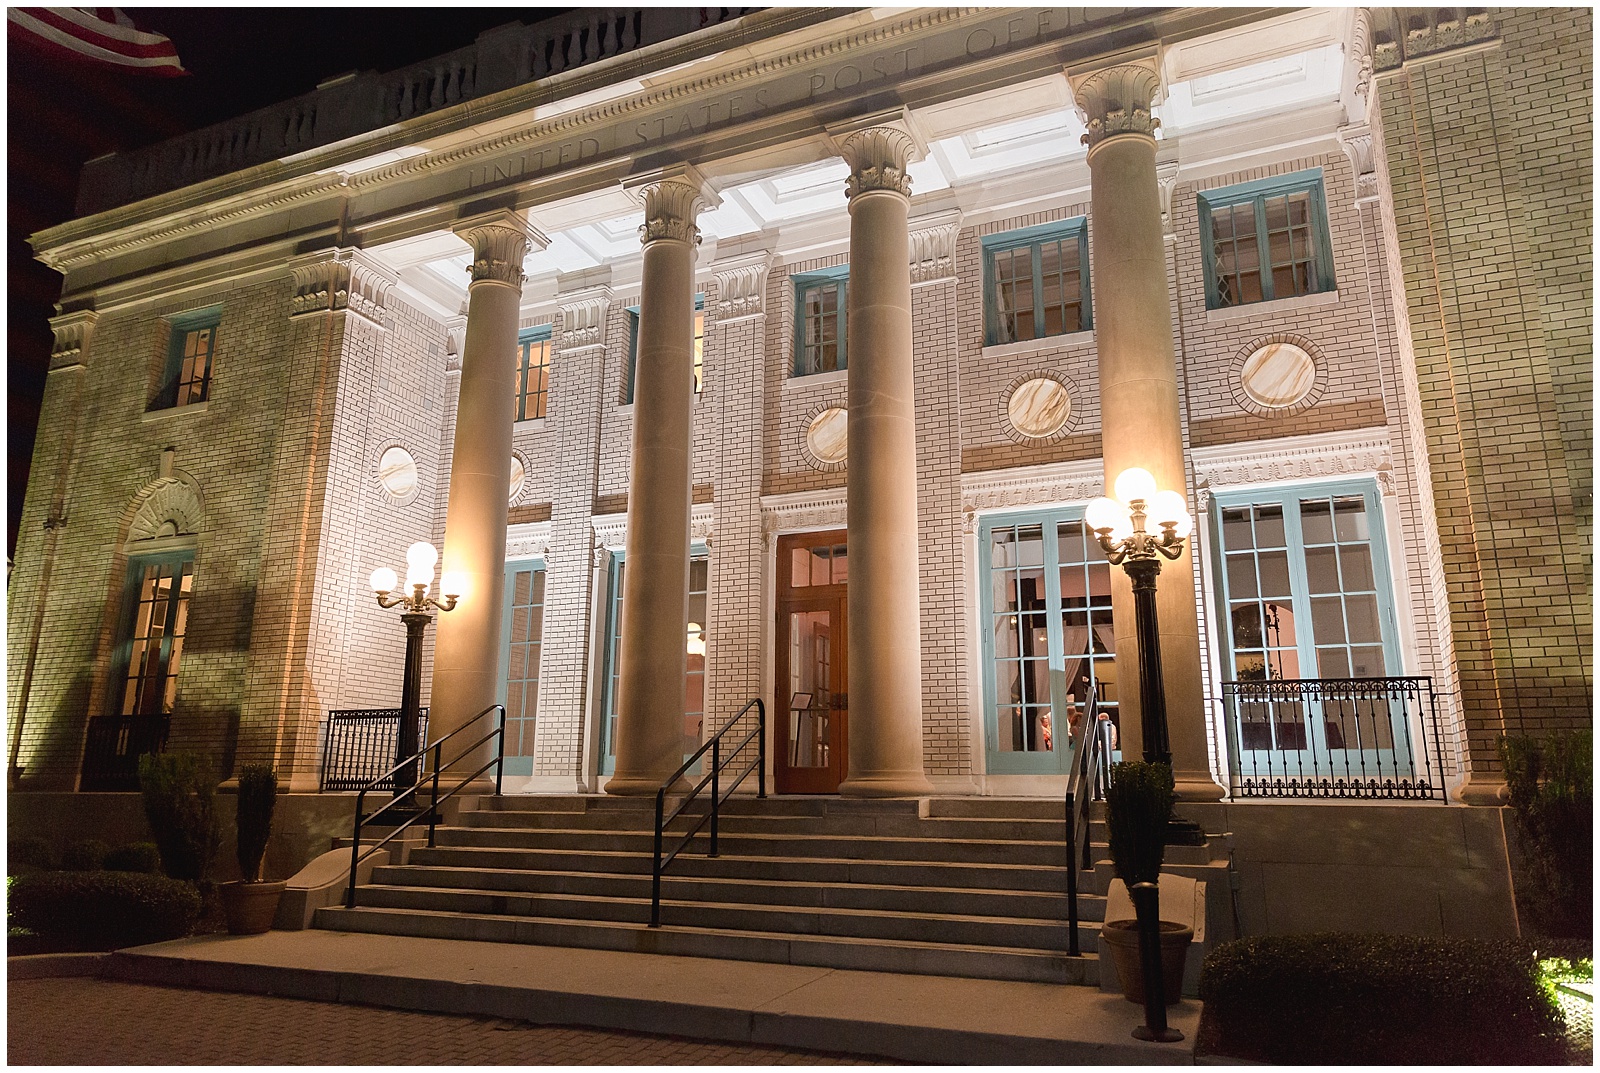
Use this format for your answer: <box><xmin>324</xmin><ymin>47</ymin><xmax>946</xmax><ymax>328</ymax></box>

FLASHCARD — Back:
<box><xmin>11</xmin><ymin>8</ymin><xmax>1590</xmax><ymax>823</ymax></box>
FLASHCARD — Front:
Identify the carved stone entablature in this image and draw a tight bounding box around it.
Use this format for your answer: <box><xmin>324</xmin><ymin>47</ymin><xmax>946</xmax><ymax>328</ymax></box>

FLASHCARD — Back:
<box><xmin>1337</xmin><ymin>124</ymin><xmax>1379</xmax><ymax>203</ymax></box>
<box><xmin>627</xmin><ymin>164</ymin><xmax>714</xmax><ymax>246</ymax></box>
<box><xmin>591</xmin><ymin>505</ymin><xmax>715</xmax><ymax>550</ymax></box>
<box><xmin>909</xmin><ymin>210</ymin><xmax>961</xmax><ymax>286</ymax></box>
<box><xmin>961</xmin><ymin>458</ymin><xmax>1106</xmax><ymax>520</ymax></box>
<box><xmin>557</xmin><ymin>286</ymin><xmax>613</xmax><ymax>352</ymax></box>
<box><xmin>506</xmin><ymin>520</ymin><xmax>552</xmax><ymax>562</ymax></box>
<box><xmin>711</xmin><ymin>251</ymin><xmax>771</xmax><ymax>323</ymax></box>
<box><xmin>760</xmin><ymin>488</ymin><xmax>848</xmax><ymax>540</ymax></box>
<box><xmin>126</xmin><ymin>470</ymin><xmax>205</xmax><ymax>543</ymax></box>
<box><xmin>456</xmin><ymin>212</ymin><xmax>543</xmax><ymax>288</ymax></box>
<box><xmin>836</xmin><ymin>121</ymin><xmax>918</xmax><ymax>200</ymax></box>
<box><xmin>1068</xmin><ymin>59</ymin><xmax>1161</xmax><ymax>149</ymax></box>
<box><xmin>48</xmin><ymin>310</ymin><xmax>98</xmax><ymax>369</ymax></box>
<box><xmin>1191</xmin><ymin>430</ymin><xmax>1393</xmax><ymax>491</ymax></box>
<box><xmin>1370</xmin><ymin>8</ymin><xmax>1498</xmax><ymax>73</ymax></box>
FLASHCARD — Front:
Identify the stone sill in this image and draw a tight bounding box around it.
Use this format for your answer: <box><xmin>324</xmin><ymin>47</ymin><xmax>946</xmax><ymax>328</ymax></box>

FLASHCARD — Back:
<box><xmin>981</xmin><ymin>331</ymin><xmax>1096</xmax><ymax>363</ymax></box>
<box><xmin>140</xmin><ymin>400</ymin><xmax>210</xmax><ymax>422</ymax></box>
<box><xmin>1204</xmin><ymin>288</ymin><xmax>1341</xmax><ymax>326</ymax></box>
<box><xmin>785</xmin><ymin>368</ymin><xmax>847</xmax><ymax>390</ymax></box>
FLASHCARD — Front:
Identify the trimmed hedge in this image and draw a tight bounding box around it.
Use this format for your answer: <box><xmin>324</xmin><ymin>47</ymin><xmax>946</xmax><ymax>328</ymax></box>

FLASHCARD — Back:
<box><xmin>1197</xmin><ymin>933</ymin><xmax>1568</xmax><ymax>1064</ymax></box>
<box><xmin>103</xmin><ymin>842</ymin><xmax>163</xmax><ymax>874</ymax></box>
<box><xmin>62</xmin><ymin>838</ymin><xmax>110</xmax><ymax>872</ymax></box>
<box><xmin>9</xmin><ymin>870</ymin><xmax>201</xmax><ymax>949</ymax></box>
<box><xmin>8</xmin><ymin>835</ymin><xmax>56</xmax><ymax>874</ymax></box>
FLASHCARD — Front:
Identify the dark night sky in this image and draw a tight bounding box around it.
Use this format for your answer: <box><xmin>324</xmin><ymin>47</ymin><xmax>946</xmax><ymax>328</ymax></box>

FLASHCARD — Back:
<box><xmin>8</xmin><ymin>7</ymin><xmax>571</xmax><ymax>557</ymax></box>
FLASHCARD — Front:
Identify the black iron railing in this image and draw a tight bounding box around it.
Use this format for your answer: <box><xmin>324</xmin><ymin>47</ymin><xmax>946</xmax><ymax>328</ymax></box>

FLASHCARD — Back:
<box><xmin>80</xmin><ymin>713</ymin><xmax>170</xmax><ymax>792</ymax></box>
<box><xmin>650</xmin><ymin>698</ymin><xmax>766</xmax><ymax>927</ymax></box>
<box><xmin>321</xmin><ymin>708</ymin><xmax>431</xmax><ymax>791</ymax></box>
<box><xmin>1221</xmin><ymin>677</ymin><xmax>1445</xmax><ymax>800</ymax></box>
<box><xmin>1063</xmin><ymin>691</ymin><xmax>1114</xmax><ymax>956</ymax></box>
<box><xmin>345</xmin><ymin>704</ymin><xmax>505</xmax><ymax>908</ymax></box>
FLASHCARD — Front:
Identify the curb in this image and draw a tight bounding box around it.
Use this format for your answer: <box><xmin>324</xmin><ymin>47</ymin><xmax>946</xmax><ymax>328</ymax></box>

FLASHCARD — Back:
<box><xmin>8</xmin><ymin>952</ymin><xmax>110</xmax><ymax>980</ymax></box>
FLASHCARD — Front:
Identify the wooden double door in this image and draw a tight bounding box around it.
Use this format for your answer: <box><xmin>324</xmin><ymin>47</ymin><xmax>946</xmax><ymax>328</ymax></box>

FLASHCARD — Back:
<box><xmin>775</xmin><ymin>530</ymin><xmax>848</xmax><ymax>794</ymax></box>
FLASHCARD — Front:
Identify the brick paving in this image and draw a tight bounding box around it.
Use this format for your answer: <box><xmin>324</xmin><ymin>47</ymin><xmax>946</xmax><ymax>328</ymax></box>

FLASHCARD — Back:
<box><xmin>8</xmin><ymin>977</ymin><xmax>892</xmax><ymax>1065</ymax></box>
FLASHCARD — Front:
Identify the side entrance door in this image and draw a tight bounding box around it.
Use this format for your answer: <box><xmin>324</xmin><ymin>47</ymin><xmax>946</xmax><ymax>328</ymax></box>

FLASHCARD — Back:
<box><xmin>775</xmin><ymin>531</ymin><xmax>848</xmax><ymax>794</ymax></box>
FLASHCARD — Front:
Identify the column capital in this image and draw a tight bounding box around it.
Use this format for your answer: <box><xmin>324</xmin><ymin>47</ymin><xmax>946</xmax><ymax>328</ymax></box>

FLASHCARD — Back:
<box><xmin>624</xmin><ymin>163</ymin><xmax>716</xmax><ymax>247</ymax></box>
<box><xmin>454</xmin><ymin>210</ymin><xmax>546</xmax><ymax>289</ymax></box>
<box><xmin>831</xmin><ymin>111</ymin><xmax>922</xmax><ymax>201</ymax></box>
<box><xmin>908</xmin><ymin>208</ymin><xmax>962</xmax><ymax>286</ymax></box>
<box><xmin>1067</xmin><ymin>56</ymin><xmax>1162</xmax><ymax>150</ymax></box>
<box><xmin>1337</xmin><ymin>123</ymin><xmax>1380</xmax><ymax>203</ymax></box>
<box><xmin>711</xmin><ymin>250</ymin><xmax>772</xmax><ymax>323</ymax></box>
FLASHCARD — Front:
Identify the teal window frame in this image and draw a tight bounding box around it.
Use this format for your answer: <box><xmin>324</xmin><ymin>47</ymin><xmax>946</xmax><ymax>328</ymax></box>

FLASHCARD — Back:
<box><xmin>792</xmin><ymin>265</ymin><xmax>849</xmax><ymax>376</ymax></box>
<box><xmin>514</xmin><ymin>326</ymin><xmax>553</xmax><ymax>422</ymax></box>
<box><xmin>1197</xmin><ymin>168</ymin><xmax>1335</xmax><ymax>310</ymax></box>
<box><xmin>1208</xmin><ymin>478</ymin><xmax>1402</xmax><ymax>688</ymax></box>
<box><xmin>624</xmin><ymin>294</ymin><xmax>703</xmax><ymax>404</ymax></box>
<box><xmin>151</xmin><ymin>306</ymin><xmax>222</xmax><ymax>411</ymax></box>
<box><xmin>981</xmin><ymin>219</ymin><xmax>1093</xmax><ymax>347</ymax></box>
<box><xmin>977</xmin><ymin>506</ymin><xmax>1120</xmax><ymax>776</ymax></box>
<box><xmin>110</xmin><ymin>547</ymin><xmax>196</xmax><ymax>716</ymax></box>
<box><xmin>496</xmin><ymin>557</ymin><xmax>547</xmax><ymax>778</ymax></box>
<box><xmin>598</xmin><ymin>543</ymin><xmax>710</xmax><ymax>775</ymax></box>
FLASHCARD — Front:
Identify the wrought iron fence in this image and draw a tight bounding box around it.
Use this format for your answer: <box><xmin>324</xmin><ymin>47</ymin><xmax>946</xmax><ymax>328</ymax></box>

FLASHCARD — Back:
<box><xmin>80</xmin><ymin>714</ymin><xmax>170</xmax><ymax>792</ymax></box>
<box><xmin>1220</xmin><ymin>677</ymin><xmax>1445</xmax><ymax>800</ymax></box>
<box><xmin>321</xmin><ymin>708</ymin><xmax>429</xmax><ymax>791</ymax></box>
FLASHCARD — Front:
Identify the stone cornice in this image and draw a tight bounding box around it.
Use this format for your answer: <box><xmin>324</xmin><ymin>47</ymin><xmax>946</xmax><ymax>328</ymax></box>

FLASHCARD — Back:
<box><xmin>1369</xmin><ymin>7</ymin><xmax>1499</xmax><ymax>73</ymax></box>
<box><xmin>759</xmin><ymin>487</ymin><xmax>848</xmax><ymax>537</ymax></box>
<box><xmin>592</xmin><ymin>503</ymin><xmax>714</xmax><ymax>549</ymax></box>
<box><xmin>506</xmin><ymin>520</ymin><xmax>553</xmax><ymax>562</ymax></box>
<box><xmin>1191</xmin><ymin>429</ymin><xmax>1393</xmax><ymax>493</ymax></box>
<box><xmin>960</xmin><ymin>457</ymin><xmax>1106</xmax><ymax>531</ymax></box>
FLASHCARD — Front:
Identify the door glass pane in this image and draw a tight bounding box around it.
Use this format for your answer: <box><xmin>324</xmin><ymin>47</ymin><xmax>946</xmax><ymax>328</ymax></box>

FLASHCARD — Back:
<box><xmin>787</xmin><ymin>610</ymin><xmax>832</xmax><ymax>769</ymax></box>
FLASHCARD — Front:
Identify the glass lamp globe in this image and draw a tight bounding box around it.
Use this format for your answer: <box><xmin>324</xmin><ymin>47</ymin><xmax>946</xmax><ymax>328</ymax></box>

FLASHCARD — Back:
<box><xmin>440</xmin><ymin>571</ymin><xmax>467</xmax><ymax>600</ymax></box>
<box><xmin>1084</xmin><ymin>497</ymin><xmax>1125</xmax><ymax>533</ymax></box>
<box><xmin>1113</xmin><ymin>467</ymin><xmax>1159</xmax><ymax>506</ymax></box>
<box><xmin>406</xmin><ymin>541</ymin><xmax>439</xmax><ymax>572</ymax></box>
<box><xmin>1147</xmin><ymin>489</ymin><xmax>1189</xmax><ymax>528</ymax></box>
<box><xmin>405</xmin><ymin>562</ymin><xmax>432</xmax><ymax>590</ymax></box>
<box><xmin>369</xmin><ymin>567</ymin><xmax>398</xmax><ymax>595</ymax></box>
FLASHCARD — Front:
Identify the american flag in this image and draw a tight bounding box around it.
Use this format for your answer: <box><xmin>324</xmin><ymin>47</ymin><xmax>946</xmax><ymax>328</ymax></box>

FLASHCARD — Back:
<box><xmin>8</xmin><ymin>8</ymin><xmax>186</xmax><ymax>76</ymax></box>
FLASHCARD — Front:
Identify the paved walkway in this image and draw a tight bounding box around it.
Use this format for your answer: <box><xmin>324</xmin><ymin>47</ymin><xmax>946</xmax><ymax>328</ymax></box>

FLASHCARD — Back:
<box><xmin>8</xmin><ymin>977</ymin><xmax>886</xmax><ymax>1065</ymax></box>
<box><xmin>68</xmin><ymin>931</ymin><xmax>1201</xmax><ymax>1064</ymax></box>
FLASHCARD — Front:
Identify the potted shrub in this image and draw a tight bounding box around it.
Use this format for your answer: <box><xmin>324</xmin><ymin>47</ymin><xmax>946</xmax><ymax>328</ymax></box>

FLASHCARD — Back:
<box><xmin>1099</xmin><ymin>760</ymin><xmax>1193</xmax><ymax>1006</ymax></box>
<box><xmin>219</xmin><ymin>764</ymin><xmax>284</xmax><ymax>934</ymax></box>
<box><xmin>138</xmin><ymin>751</ymin><xmax>221</xmax><ymax>894</ymax></box>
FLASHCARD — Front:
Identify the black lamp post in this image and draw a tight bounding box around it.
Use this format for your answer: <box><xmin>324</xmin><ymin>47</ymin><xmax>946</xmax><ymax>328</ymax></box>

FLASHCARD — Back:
<box><xmin>1085</xmin><ymin>467</ymin><xmax>1192</xmax><ymax>767</ymax></box>
<box><xmin>369</xmin><ymin>541</ymin><xmax>460</xmax><ymax>814</ymax></box>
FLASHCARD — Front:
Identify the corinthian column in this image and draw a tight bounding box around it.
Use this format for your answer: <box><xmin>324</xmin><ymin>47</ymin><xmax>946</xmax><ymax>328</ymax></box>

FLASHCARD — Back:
<box><xmin>1069</xmin><ymin>59</ymin><xmax>1224</xmax><ymax>800</ymax></box>
<box><xmin>835</xmin><ymin>117</ymin><xmax>934</xmax><ymax>798</ymax></box>
<box><xmin>605</xmin><ymin>165</ymin><xmax>712</xmax><ymax>795</ymax></box>
<box><xmin>431</xmin><ymin>212</ymin><xmax>540</xmax><ymax>779</ymax></box>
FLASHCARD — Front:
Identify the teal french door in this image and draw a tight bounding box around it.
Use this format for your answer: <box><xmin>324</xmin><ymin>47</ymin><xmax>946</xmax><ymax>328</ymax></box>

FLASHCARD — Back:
<box><xmin>497</xmin><ymin>559</ymin><xmax>545</xmax><ymax>777</ymax></box>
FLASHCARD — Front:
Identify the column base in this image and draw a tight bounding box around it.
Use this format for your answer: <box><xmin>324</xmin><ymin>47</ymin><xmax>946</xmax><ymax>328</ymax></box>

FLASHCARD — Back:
<box><xmin>603</xmin><ymin>773</ymin><xmax>690</xmax><ymax>797</ymax></box>
<box><xmin>1455</xmin><ymin>772</ymin><xmax>1509</xmax><ymax>806</ymax></box>
<box><xmin>839</xmin><ymin>772</ymin><xmax>935</xmax><ymax>798</ymax></box>
<box><xmin>1174</xmin><ymin>770</ymin><xmax>1227</xmax><ymax>802</ymax></box>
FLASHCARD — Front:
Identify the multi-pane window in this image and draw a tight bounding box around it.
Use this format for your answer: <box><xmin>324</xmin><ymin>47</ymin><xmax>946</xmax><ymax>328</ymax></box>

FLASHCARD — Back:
<box><xmin>624</xmin><ymin>295</ymin><xmax>704</xmax><ymax>403</ymax></box>
<box><xmin>794</xmin><ymin>267</ymin><xmax>848</xmax><ymax>376</ymax></box>
<box><xmin>152</xmin><ymin>310</ymin><xmax>220</xmax><ymax>410</ymax></box>
<box><xmin>600</xmin><ymin>548</ymin><xmax>709</xmax><ymax>773</ymax></box>
<box><xmin>515</xmin><ymin>328</ymin><xmax>552</xmax><ymax>422</ymax></box>
<box><xmin>982</xmin><ymin>220</ymin><xmax>1092</xmax><ymax>346</ymax></box>
<box><xmin>499</xmin><ymin>562</ymin><xmax>546</xmax><ymax>776</ymax></box>
<box><xmin>1217</xmin><ymin>486</ymin><xmax>1394</xmax><ymax>684</ymax></box>
<box><xmin>982</xmin><ymin>509</ymin><xmax>1118</xmax><ymax>774</ymax></box>
<box><xmin>115</xmin><ymin>551</ymin><xmax>195</xmax><ymax>716</ymax></box>
<box><xmin>1199</xmin><ymin>170</ymin><xmax>1335</xmax><ymax>309</ymax></box>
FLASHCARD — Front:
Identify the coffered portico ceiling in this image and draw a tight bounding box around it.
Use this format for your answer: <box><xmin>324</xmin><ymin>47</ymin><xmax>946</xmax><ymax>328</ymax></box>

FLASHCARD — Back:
<box><xmin>33</xmin><ymin>6</ymin><xmax>1356</xmax><ymax>311</ymax></box>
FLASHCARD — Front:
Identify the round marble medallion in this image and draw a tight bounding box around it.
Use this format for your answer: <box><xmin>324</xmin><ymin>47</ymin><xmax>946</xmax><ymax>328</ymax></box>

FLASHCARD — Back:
<box><xmin>1240</xmin><ymin>342</ymin><xmax>1316</xmax><ymax>408</ymax></box>
<box><xmin>377</xmin><ymin>446</ymin><xmax>418</xmax><ymax>499</ymax></box>
<box><xmin>1007</xmin><ymin>377</ymin><xmax>1072</xmax><ymax>439</ymax></box>
<box><xmin>806</xmin><ymin>407</ymin><xmax>848</xmax><ymax>465</ymax></box>
<box><xmin>509</xmin><ymin>454</ymin><xmax>526</xmax><ymax>502</ymax></box>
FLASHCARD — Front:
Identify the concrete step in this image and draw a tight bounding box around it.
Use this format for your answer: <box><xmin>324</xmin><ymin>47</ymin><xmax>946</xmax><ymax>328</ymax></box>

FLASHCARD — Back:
<box><xmin>406</xmin><ymin>844</ymin><xmax>1076</xmax><ymax>893</ymax></box>
<box><xmin>370</xmin><ymin>863</ymin><xmax>1106</xmax><ymax>921</ymax></box>
<box><xmin>923</xmin><ymin>797</ymin><xmax>1067</xmax><ymax>820</ymax></box>
<box><xmin>457</xmin><ymin>808</ymin><xmax>1069</xmax><ymax>842</ymax></box>
<box><xmin>349</xmin><ymin>883</ymin><xmax>1101</xmax><ymax>952</ymax></box>
<box><xmin>312</xmin><ymin>904</ymin><xmax>1100</xmax><ymax>986</ymax></box>
<box><xmin>435</xmin><ymin>826</ymin><xmax>1067</xmax><ymax>867</ymax></box>
<box><xmin>478</xmin><ymin>794</ymin><xmax>925</xmax><ymax>817</ymax></box>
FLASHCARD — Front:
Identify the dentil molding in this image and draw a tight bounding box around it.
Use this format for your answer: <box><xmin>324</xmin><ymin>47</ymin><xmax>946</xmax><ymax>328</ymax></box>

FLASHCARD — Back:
<box><xmin>1192</xmin><ymin>430</ymin><xmax>1392</xmax><ymax>492</ymax></box>
<box><xmin>760</xmin><ymin>487</ymin><xmax>849</xmax><ymax>540</ymax></box>
<box><xmin>591</xmin><ymin>503</ymin><xmax>715</xmax><ymax>551</ymax></box>
<box><xmin>506</xmin><ymin>520</ymin><xmax>552</xmax><ymax>562</ymax></box>
<box><xmin>960</xmin><ymin>458</ymin><xmax>1106</xmax><ymax>532</ymax></box>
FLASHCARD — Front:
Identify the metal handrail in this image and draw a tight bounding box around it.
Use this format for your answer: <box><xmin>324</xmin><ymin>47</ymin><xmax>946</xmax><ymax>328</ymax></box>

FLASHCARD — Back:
<box><xmin>1062</xmin><ymin>689</ymin><xmax>1113</xmax><ymax>957</ymax></box>
<box><xmin>650</xmin><ymin>698</ymin><xmax>766</xmax><ymax>927</ymax></box>
<box><xmin>345</xmin><ymin>703</ymin><xmax>506</xmax><ymax>908</ymax></box>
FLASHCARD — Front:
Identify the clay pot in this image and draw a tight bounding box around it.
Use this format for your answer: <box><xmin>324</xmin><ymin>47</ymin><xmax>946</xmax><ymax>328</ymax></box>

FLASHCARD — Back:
<box><xmin>220</xmin><ymin>879</ymin><xmax>287</xmax><ymax>935</ymax></box>
<box><xmin>1098</xmin><ymin>918</ymin><xmax>1194</xmax><ymax>1005</ymax></box>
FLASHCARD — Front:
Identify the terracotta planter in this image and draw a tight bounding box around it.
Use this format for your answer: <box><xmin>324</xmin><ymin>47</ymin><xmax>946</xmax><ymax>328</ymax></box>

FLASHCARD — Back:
<box><xmin>220</xmin><ymin>880</ymin><xmax>287</xmax><ymax>935</ymax></box>
<box><xmin>1098</xmin><ymin>918</ymin><xmax>1193</xmax><ymax>1005</ymax></box>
